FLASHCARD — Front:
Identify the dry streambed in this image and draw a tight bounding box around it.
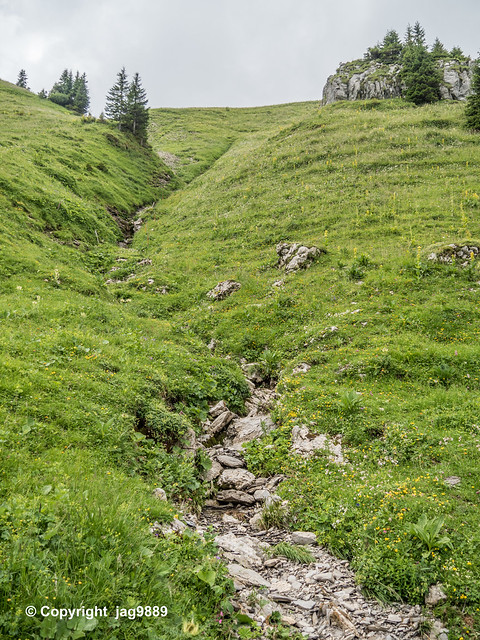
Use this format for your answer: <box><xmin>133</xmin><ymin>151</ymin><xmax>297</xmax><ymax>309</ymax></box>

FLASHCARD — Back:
<box><xmin>152</xmin><ymin>362</ymin><xmax>447</xmax><ymax>640</ymax></box>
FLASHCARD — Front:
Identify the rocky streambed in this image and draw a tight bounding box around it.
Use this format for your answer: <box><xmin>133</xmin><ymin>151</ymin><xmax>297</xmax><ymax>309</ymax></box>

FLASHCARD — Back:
<box><xmin>153</xmin><ymin>364</ymin><xmax>448</xmax><ymax>640</ymax></box>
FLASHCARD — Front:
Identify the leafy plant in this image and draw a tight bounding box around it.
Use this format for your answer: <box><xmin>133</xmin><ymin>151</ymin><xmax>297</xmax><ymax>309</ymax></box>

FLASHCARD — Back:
<box><xmin>338</xmin><ymin>389</ymin><xmax>362</xmax><ymax>414</ymax></box>
<box><xmin>407</xmin><ymin>514</ymin><xmax>453</xmax><ymax>553</ymax></box>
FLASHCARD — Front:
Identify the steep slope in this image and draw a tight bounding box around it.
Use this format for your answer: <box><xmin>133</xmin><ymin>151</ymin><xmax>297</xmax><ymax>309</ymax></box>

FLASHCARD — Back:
<box><xmin>128</xmin><ymin>99</ymin><xmax>480</xmax><ymax>636</ymax></box>
<box><xmin>0</xmin><ymin>81</ymin><xmax>254</xmax><ymax>640</ymax></box>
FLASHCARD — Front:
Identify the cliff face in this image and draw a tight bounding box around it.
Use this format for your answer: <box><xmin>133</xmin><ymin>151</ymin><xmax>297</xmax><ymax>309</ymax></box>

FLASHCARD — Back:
<box><xmin>322</xmin><ymin>59</ymin><xmax>474</xmax><ymax>105</ymax></box>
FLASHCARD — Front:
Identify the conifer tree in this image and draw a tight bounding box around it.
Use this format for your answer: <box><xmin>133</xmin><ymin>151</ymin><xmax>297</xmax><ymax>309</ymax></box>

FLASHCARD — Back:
<box><xmin>125</xmin><ymin>73</ymin><xmax>149</xmax><ymax>143</ymax></box>
<box><xmin>72</xmin><ymin>73</ymin><xmax>90</xmax><ymax>115</ymax></box>
<box><xmin>105</xmin><ymin>67</ymin><xmax>129</xmax><ymax>129</ymax></box>
<box><xmin>412</xmin><ymin>21</ymin><xmax>426</xmax><ymax>47</ymax></box>
<box><xmin>16</xmin><ymin>69</ymin><xmax>29</xmax><ymax>90</ymax></box>
<box><xmin>431</xmin><ymin>38</ymin><xmax>449</xmax><ymax>59</ymax></box>
<box><xmin>465</xmin><ymin>61</ymin><xmax>480</xmax><ymax>130</ymax></box>
<box><xmin>37</xmin><ymin>89</ymin><xmax>47</xmax><ymax>99</ymax></box>
<box><xmin>450</xmin><ymin>46</ymin><xmax>467</xmax><ymax>61</ymax></box>
<box><xmin>402</xmin><ymin>43</ymin><xmax>441</xmax><ymax>105</ymax></box>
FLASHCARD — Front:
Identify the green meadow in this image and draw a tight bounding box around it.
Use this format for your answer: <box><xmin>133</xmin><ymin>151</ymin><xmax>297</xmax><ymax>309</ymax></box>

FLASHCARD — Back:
<box><xmin>1</xmin><ymin>77</ymin><xmax>480</xmax><ymax>639</ymax></box>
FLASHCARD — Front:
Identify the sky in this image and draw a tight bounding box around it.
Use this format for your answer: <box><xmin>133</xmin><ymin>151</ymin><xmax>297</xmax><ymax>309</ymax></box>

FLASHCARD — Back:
<box><xmin>1</xmin><ymin>0</ymin><xmax>479</xmax><ymax>115</ymax></box>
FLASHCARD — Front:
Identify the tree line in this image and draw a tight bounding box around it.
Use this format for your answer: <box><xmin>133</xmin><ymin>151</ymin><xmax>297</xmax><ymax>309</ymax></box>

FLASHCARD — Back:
<box><xmin>15</xmin><ymin>67</ymin><xmax>149</xmax><ymax>143</ymax></box>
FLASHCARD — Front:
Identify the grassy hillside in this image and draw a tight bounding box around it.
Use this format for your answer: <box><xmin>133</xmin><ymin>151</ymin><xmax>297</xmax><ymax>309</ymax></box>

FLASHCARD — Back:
<box><xmin>140</xmin><ymin>99</ymin><xmax>479</xmax><ymax>637</ymax></box>
<box><xmin>0</xmin><ymin>81</ymin><xmax>254</xmax><ymax>640</ymax></box>
<box><xmin>2</xmin><ymin>78</ymin><xmax>480</xmax><ymax>640</ymax></box>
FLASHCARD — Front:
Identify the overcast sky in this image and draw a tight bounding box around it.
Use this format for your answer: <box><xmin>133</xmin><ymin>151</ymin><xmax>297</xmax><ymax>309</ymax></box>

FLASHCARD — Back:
<box><xmin>1</xmin><ymin>0</ymin><xmax>479</xmax><ymax>115</ymax></box>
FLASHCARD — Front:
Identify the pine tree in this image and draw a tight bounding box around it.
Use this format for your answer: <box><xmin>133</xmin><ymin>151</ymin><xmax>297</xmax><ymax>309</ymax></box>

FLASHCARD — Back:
<box><xmin>125</xmin><ymin>73</ymin><xmax>149</xmax><ymax>143</ymax></box>
<box><xmin>450</xmin><ymin>46</ymin><xmax>466</xmax><ymax>61</ymax></box>
<box><xmin>37</xmin><ymin>89</ymin><xmax>47</xmax><ymax>99</ymax></box>
<box><xmin>16</xmin><ymin>69</ymin><xmax>29</xmax><ymax>90</ymax></box>
<box><xmin>105</xmin><ymin>67</ymin><xmax>129</xmax><ymax>129</ymax></box>
<box><xmin>465</xmin><ymin>61</ymin><xmax>480</xmax><ymax>130</ymax></box>
<box><xmin>404</xmin><ymin>24</ymin><xmax>413</xmax><ymax>47</ymax></box>
<box><xmin>380</xmin><ymin>30</ymin><xmax>403</xmax><ymax>63</ymax></box>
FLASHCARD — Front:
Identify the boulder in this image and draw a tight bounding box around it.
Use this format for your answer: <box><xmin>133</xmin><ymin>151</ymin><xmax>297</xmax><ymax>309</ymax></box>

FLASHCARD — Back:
<box><xmin>153</xmin><ymin>487</ymin><xmax>167</xmax><ymax>501</ymax></box>
<box><xmin>291</xmin><ymin>424</ymin><xmax>344</xmax><ymax>464</ymax></box>
<box><xmin>209</xmin><ymin>400</ymin><xmax>229</xmax><ymax>418</ymax></box>
<box><xmin>227</xmin><ymin>563</ymin><xmax>270</xmax><ymax>588</ymax></box>
<box><xmin>216</xmin><ymin>490</ymin><xmax>256</xmax><ymax>506</ymax></box>
<box><xmin>425</xmin><ymin>583</ymin><xmax>447</xmax><ymax>607</ymax></box>
<box><xmin>218</xmin><ymin>468</ymin><xmax>256</xmax><ymax>491</ymax></box>
<box><xmin>205</xmin><ymin>459</ymin><xmax>223</xmax><ymax>482</ymax></box>
<box><xmin>217</xmin><ymin>454</ymin><xmax>245</xmax><ymax>468</ymax></box>
<box><xmin>207</xmin><ymin>410</ymin><xmax>235</xmax><ymax>435</ymax></box>
<box><xmin>215</xmin><ymin>533</ymin><xmax>264</xmax><ymax>568</ymax></box>
<box><xmin>276</xmin><ymin>242</ymin><xmax>322</xmax><ymax>273</ymax></box>
<box><xmin>291</xmin><ymin>531</ymin><xmax>317</xmax><ymax>546</ymax></box>
<box><xmin>207</xmin><ymin>280</ymin><xmax>241</xmax><ymax>300</ymax></box>
<box><xmin>225</xmin><ymin>415</ymin><xmax>275</xmax><ymax>449</ymax></box>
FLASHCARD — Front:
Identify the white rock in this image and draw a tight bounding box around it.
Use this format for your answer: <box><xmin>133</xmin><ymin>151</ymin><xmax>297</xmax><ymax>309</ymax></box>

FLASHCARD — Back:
<box><xmin>217</xmin><ymin>454</ymin><xmax>244</xmax><ymax>468</ymax></box>
<box><xmin>153</xmin><ymin>487</ymin><xmax>167</xmax><ymax>500</ymax></box>
<box><xmin>425</xmin><ymin>583</ymin><xmax>447</xmax><ymax>606</ymax></box>
<box><xmin>226</xmin><ymin>415</ymin><xmax>275</xmax><ymax>449</ymax></box>
<box><xmin>205</xmin><ymin>460</ymin><xmax>223</xmax><ymax>482</ymax></box>
<box><xmin>218</xmin><ymin>468</ymin><xmax>256</xmax><ymax>491</ymax></box>
<box><xmin>227</xmin><ymin>563</ymin><xmax>270</xmax><ymax>588</ymax></box>
<box><xmin>291</xmin><ymin>531</ymin><xmax>317</xmax><ymax>546</ymax></box>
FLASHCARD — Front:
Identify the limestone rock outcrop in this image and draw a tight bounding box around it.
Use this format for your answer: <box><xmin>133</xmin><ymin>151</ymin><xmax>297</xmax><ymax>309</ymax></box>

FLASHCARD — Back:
<box><xmin>322</xmin><ymin>59</ymin><xmax>474</xmax><ymax>105</ymax></box>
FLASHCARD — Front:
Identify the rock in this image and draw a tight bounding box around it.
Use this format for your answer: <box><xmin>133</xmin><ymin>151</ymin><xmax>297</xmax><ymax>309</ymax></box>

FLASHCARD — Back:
<box><xmin>425</xmin><ymin>583</ymin><xmax>447</xmax><ymax>607</ymax></box>
<box><xmin>222</xmin><ymin>514</ymin><xmax>240</xmax><ymax>524</ymax></box>
<box><xmin>171</xmin><ymin>518</ymin><xmax>187</xmax><ymax>534</ymax></box>
<box><xmin>444</xmin><ymin>475</ymin><xmax>461</xmax><ymax>486</ymax></box>
<box><xmin>227</xmin><ymin>563</ymin><xmax>271</xmax><ymax>588</ymax></box>
<box><xmin>249</xmin><ymin>512</ymin><xmax>264</xmax><ymax>530</ymax></box>
<box><xmin>216</xmin><ymin>490</ymin><xmax>256</xmax><ymax>506</ymax></box>
<box><xmin>322</xmin><ymin>59</ymin><xmax>474</xmax><ymax>105</ymax></box>
<box><xmin>281</xmin><ymin>615</ymin><xmax>297</xmax><ymax>626</ymax></box>
<box><xmin>182</xmin><ymin>427</ymin><xmax>197</xmax><ymax>458</ymax></box>
<box><xmin>218</xmin><ymin>468</ymin><xmax>256</xmax><ymax>491</ymax></box>
<box><xmin>205</xmin><ymin>460</ymin><xmax>223</xmax><ymax>482</ymax></box>
<box><xmin>254</xmin><ymin>489</ymin><xmax>271</xmax><ymax>502</ymax></box>
<box><xmin>207</xmin><ymin>280</ymin><xmax>241</xmax><ymax>301</ymax></box>
<box><xmin>153</xmin><ymin>487</ymin><xmax>167</xmax><ymax>500</ymax></box>
<box><xmin>226</xmin><ymin>415</ymin><xmax>275</xmax><ymax>449</ymax></box>
<box><xmin>276</xmin><ymin>242</ymin><xmax>323</xmax><ymax>273</ymax></box>
<box><xmin>292</xmin><ymin>363</ymin><xmax>311</xmax><ymax>375</ymax></box>
<box><xmin>208</xmin><ymin>410</ymin><xmax>235</xmax><ymax>435</ymax></box>
<box><xmin>387</xmin><ymin>614</ymin><xmax>402</xmax><ymax>623</ymax></box>
<box><xmin>429</xmin><ymin>620</ymin><xmax>449</xmax><ymax>640</ymax></box>
<box><xmin>291</xmin><ymin>424</ymin><xmax>344</xmax><ymax>464</ymax></box>
<box><xmin>293</xmin><ymin>599</ymin><xmax>316</xmax><ymax>611</ymax></box>
<box><xmin>209</xmin><ymin>400</ymin><xmax>229</xmax><ymax>418</ymax></box>
<box><xmin>315</xmin><ymin>572</ymin><xmax>334</xmax><ymax>582</ymax></box>
<box><xmin>217</xmin><ymin>454</ymin><xmax>245</xmax><ymax>468</ymax></box>
<box><xmin>291</xmin><ymin>531</ymin><xmax>317</xmax><ymax>546</ymax></box>
<box><xmin>215</xmin><ymin>533</ymin><xmax>264</xmax><ymax>568</ymax></box>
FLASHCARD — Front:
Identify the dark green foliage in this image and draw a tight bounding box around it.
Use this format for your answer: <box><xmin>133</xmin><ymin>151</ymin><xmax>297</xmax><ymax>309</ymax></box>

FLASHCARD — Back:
<box><xmin>37</xmin><ymin>88</ymin><xmax>47</xmax><ymax>99</ymax></box>
<box><xmin>48</xmin><ymin>68</ymin><xmax>90</xmax><ymax>114</ymax></box>
<box><xmin>105</xmin><ymin>66</ymin><xmax>129</xmax><ymax>128</ymax></box>
<box><xmin>125</xmin><ymin>72</ymin><xmax>149</xmax><ymax>143</ymax></box>
<box><xmin>402</xmin><ymin>41</ymin><xmax>441</xmax><ymax>105</ymax></box>
<box><xmin>431</xmin><ymin>38</ymin><xmax>449</xmax><ymax>59</ymax></box>
<box><xmin>366</xmin><ymin>30</ymin><xmax>403</xmax><ymax>64</ymax></box>
<box><xmin>16</xmin><ymin>69</ymin><xmax>28</xmax><ymax>90</ymax></box>
<box><xmin>450</xmin><ymin>46</ymin><xmax>468</xmax><ymax>61</ymax></box>
<box><xmin>465</xmin><ymin>61</ymin><xmax>480</xmax><ymax>130</ymax></box>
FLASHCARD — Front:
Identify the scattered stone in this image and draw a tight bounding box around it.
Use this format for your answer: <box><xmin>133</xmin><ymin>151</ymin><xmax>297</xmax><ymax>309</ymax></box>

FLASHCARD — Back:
<box><xmin>444</xmin><ymin>475</ymin><xmax>461</xmax><ymax>487</ymax></box>
<box><xmin>425</xmin><ymin>584</ymin><xmax>447</xmax><ymax>607</ymax></box>
<box><xmin>291</xmin><ymin>424</ymin><xmax>344</xmax><ymax>464</ymax></box>
<box><xmin>249</xmin><ymin>512</ymin><xmax>264</xmax><ymax>530</ymax></box>
<box><xmin>207</xmin><ymin>280</ymin><xmax>241</xmax><ymax>300</ymax></box>
<box><xmin>292</xmin><ymin>363</ymin><xmax>311</xmax><ymax>375</ymax></box>
<box><xmin>293</xmin><ymin>599</ymin><xmax>316</xmax><ymax>611</ymax></box>
<box><xmin>254</xmin><ymin>489</ymin><xmax>271</xmax><ymax>502</ymax></box>
<box><xmin>153</xmin><ymin>487</ymin><xmax>167</xmax><ymax>501</ymax></box>
<box><xmin>291</xmin><ymin>531</ymin><xmax>317</xmax><ymax>546</ymax></box>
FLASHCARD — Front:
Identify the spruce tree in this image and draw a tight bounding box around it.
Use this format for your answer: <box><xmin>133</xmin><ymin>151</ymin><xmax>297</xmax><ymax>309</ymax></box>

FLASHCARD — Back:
<box><xmin>431</xmin><ymin>38</ymin><xmax>449</xmax><ymax>59</ymax></box>
<box><xmin>105</xmin><ymin>67</ymin><xmax>129</xmax><ymax>129</ymax></box>
<box><xmin>125</xmin><ymin>73</ymin><xmax>149</xmax><ymax>143</ymax></box>
<box><xmin>72</xmin><ymin>72</ymin><xmax>90</xmax><ymax>114</ymax></box>
<box><xmin>465</xmin><ymin>61</ymin><xmax>480</xmax><ymax>130</ymax></box>
<box><xmin>37</xmin><ymin>89</ymin><xmax>47</xmax><ymax>99</ymax></box>
<box><xmin>16</xmin><ymin>69</ymin><xmax>29</xmax><ymax>90</ymax></box>
<box><xmin>402</xmin><ymin>44</ymin><xmax>441</xmax><ymax>105</ymax></box>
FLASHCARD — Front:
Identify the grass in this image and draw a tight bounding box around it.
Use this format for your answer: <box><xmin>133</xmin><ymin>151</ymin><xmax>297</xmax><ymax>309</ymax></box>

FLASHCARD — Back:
<box><xmin>2</xmin><ymin>77</ymin><xmax>480</xmax><ymax>639</ymax></box>
<box><xmin>267</xmin><ymin>542</ymin><xmax>315</xmax><ymax>565</ymax></box>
